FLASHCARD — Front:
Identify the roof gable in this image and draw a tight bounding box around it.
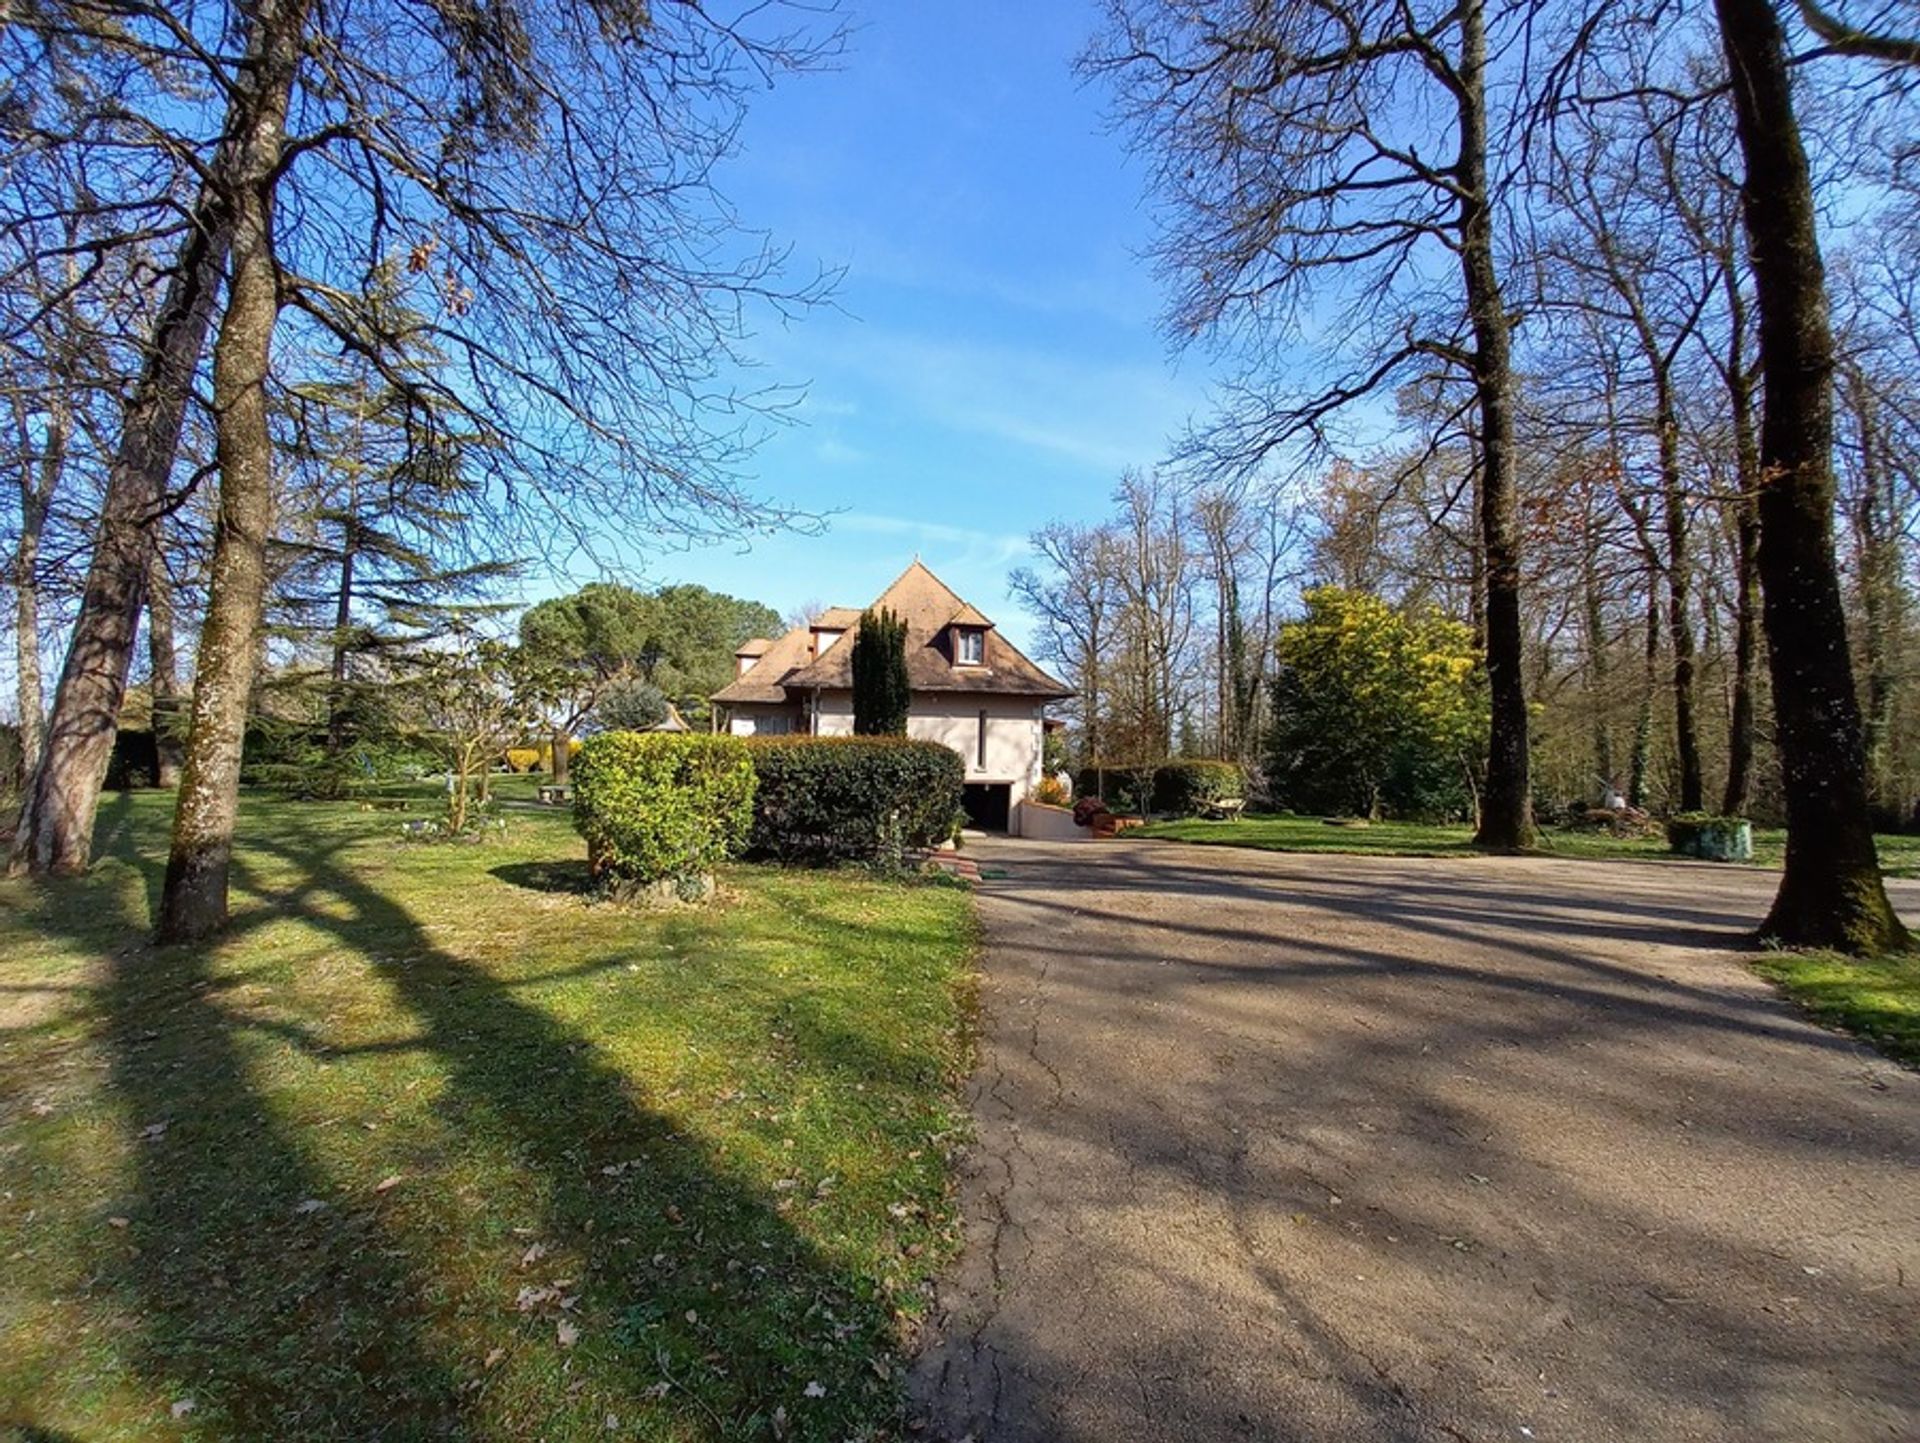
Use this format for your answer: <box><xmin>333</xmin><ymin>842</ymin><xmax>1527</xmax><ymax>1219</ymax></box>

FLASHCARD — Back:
<box><xmin>710</xmin><ymin>560</ymin><xmax>1071</xmax><ymax>704</ymax></box>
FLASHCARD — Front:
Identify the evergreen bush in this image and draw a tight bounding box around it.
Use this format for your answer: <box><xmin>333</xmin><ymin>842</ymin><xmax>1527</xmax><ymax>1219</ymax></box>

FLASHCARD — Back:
<box><xmin>746</xmin><ymin>736</ymin><xmax>962</xmax><ymax>866</ymax></box>
<box><xmin>573</xmin><ymin>732</ymin><xmax>755</xmax><ymax>889</ymax></box>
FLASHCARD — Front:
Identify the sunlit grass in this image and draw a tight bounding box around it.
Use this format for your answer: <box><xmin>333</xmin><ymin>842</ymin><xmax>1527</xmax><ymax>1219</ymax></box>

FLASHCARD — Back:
<box><xmin>0</xmin><ymin>786</ymin><xmax>976</xmax><ymax>1440</ymax></box>
<box><xmin>1752</xmin><ymin>950</ymin><xmax>1920</xmax><ymax>1068</ymax></box>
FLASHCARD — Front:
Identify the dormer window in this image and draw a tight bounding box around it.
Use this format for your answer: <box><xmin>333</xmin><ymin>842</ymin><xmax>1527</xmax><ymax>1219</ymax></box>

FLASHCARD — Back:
<box><xmin>955</xmin><ymin>627</ymin><xmax>985</xmax><ymax>666</ymax></box>
<box><xmin>812</xmin><ymin>628</ymin><xmax>844</xmax><ymax>658</ymax></box>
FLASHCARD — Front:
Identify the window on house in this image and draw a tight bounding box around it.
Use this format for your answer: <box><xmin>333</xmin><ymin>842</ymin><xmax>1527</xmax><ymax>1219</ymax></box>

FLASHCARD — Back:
<box><xmin>977</xmin><ymin>709</ymin><xmax>988</xmax><ymax>769</ymax></box>
<box><xmin>956</xmin><ymin>628</ymin><xmax>984</xmax><ymax>665</ymax></box>
<box><xmin>813</xmin><ymin>629</ymin><xmax>843</xmax><ymax>657</ymax></box>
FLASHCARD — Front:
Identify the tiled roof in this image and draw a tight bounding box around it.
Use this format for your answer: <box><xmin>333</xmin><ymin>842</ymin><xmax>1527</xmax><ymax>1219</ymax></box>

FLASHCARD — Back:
<box><xmin>711</xmin><ymin>560</ymin><xmax>1072</xmax><ymax>704</ymax></box>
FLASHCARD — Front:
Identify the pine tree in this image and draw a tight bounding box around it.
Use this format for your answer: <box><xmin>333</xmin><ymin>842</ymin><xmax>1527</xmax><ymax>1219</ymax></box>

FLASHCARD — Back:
<box><xmin>852</xmin><ymin>607</ymin><xmax>910</xmax><ymax>735</ymax></box>
<box><xmin>272</xmin><ymin>360</ymin><xmax>512</xmax><ymax>776</ymax></box>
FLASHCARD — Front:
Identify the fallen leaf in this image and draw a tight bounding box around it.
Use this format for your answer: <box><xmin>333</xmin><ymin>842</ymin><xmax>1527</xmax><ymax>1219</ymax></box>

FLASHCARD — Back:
<box><xmin>483</xmin><ymin>1347</ymin><xmax>507</xmax><ymax>1369</ymax></box>
<box><xmin>520</xmin><ymin>1242</ymin><xmax>549</xmax><ymax>1267</ymax></box>
<box><xmin>170</xmin><ymin>1398</ymin><xmax>196</xmax><ymax>1419</ymax></box>
<box><xmin>294</xmin><ymin>1198</ymin><xmax>328</xmax><ymax>1215</ymax></box>
<box><xmin>556</xmin><ymin>1318</ymin><xmax>579</xmax><ymax>1348</ymax></box>
<box><xmin>140</xmin><ymin>1122</ymin><xmax>169</xmax><ymax>1142</ymax></box>
<box><xmin>803</xmin><ymin>1380</ymin><xmax>826</xmax><ymax>1399</ymax></box>
<box><xmin>374</xmin><ymin>1174</ymin><xmax>404</xmax><ymax>1194</ymax></box>
<box><xmin>107</xmin><ymin>1216</ymin><xmax>130</xmax><ymax>1229</ymax></box>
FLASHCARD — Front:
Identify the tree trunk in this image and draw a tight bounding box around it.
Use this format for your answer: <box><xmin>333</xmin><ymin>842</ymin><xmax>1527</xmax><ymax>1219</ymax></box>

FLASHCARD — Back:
<box><xmin>1845</xmin><ymin>369</ymin><xmax>1899</xmax><ymax>814</ymax></box>
<box><xmin>551</xmin><ymin>728</ymin><xmax>572</xmax><ymax>786</ymax></box>
<box><xmin>1629</xmin><ymin>583</ymin><xmax>1659</xmax><ymax>810</ymax></box>
<box><xmin>1720</xmin><ymin>285</ymin><xmax>1762</xmax><ymax>819</ymax></box>
<box><xmin>11</xmin><ymin>395</ymin><xmax>61</xmax><ymax>779</ymax></box>
<box><xmin>1713</xmin><ymin>0</ymin><xmax>1906</xmax><ymax>952</ymax></box>
<box><xmin>9</xmin><ymin>215</ymin><xmax>229</xmax><ymax>873</ymax></box>
<box><xmin>1459</xmin><ymin>0</ymin><xmax>1533</xmax><ymax>850</ymax></box>
<box><xmin>157</xmin><ymin>0</ymin><xmax>308</xmax><ymax>943</ymax></box>
<box><xmin>327</xmin><ymin>523</ymin><xmax>357</xmax><ymax>752</ymax></box>
<box><xmin>1654</xmin><ymin>376</ymin><xmax>1704</xmax><ymax>812</ymax></box>
<box><xmin>148</xmin><ymin>548</ymin><xmax>185</xmax><ymax>788</ymax></box>
<box><xmin>1580</xmin><ymin>499</ymin><xmax>1614</xmax><ymax>790</ymax></box>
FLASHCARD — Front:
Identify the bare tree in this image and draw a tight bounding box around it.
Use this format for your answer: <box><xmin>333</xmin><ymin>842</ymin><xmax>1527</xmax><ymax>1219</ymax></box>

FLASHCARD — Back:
<box><xmin>1709</xmin><ymin>0</ymin><xmax>1907</xmax><ymax>951</ymax></box>
<box><xmin>1010</xmin><ymin>522</ymin><xmax>1120</xmax><ymax>768</ymax></box>
<box><xmin>1086</xmin><ymin>0</ymin><xmax>1538</xmax><ymax>847</ymax></box>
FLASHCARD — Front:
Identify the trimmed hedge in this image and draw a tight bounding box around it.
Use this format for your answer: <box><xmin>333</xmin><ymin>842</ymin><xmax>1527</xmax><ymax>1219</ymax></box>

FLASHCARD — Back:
<box><xmin>1076</xmin><ymin>760</ymin><xmax>1245</xmax><ymax>817</ymax></box>
<box><xmin>746</xmin><ymin>736</ymin><xmax>963</xmax><ymax>866</ymax></box>
<box><xmin>573</xmin><ymin>732</ymin><xmax>756</xmax><ymax>886</ymax></box>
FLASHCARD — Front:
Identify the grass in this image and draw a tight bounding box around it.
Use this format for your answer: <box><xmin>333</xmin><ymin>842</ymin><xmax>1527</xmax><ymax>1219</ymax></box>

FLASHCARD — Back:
<box><xmin>0</xmin><ymin>781</ymin><xmax>977</xmax><ymax>1441</ymax></box>
<box><xmin>1752</xmin><ymin>950</ymin><xmax>1920</xmax><ymax>1068</ymax></box>
<box><xmin>1132</xmin><ymin>810</ymin><xmax>1920</xmax><ymax>876</ymax></box>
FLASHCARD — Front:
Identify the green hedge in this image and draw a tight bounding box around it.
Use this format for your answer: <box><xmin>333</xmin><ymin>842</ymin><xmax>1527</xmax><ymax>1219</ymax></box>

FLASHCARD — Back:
<box><xmin>746</xmin><ymin>736</ymin><xmax>963</xmax><ymax>866</ymax></box>
<box><xmin>573</xmin><ymin>732</ymin><xmax>756</xmax><ymax>885</ymax></box>
<box><xmin>1076</xmin><ymin>760</ymin><xmax>1245</xmax><ymax>817</ymax></box>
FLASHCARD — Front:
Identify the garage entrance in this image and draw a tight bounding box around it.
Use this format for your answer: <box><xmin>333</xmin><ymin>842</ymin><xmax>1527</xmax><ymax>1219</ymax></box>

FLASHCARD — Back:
<box><xmin>961</xmin><ymin>782</ymin><xmax>1012</xmax><ymax>833</ymax></box>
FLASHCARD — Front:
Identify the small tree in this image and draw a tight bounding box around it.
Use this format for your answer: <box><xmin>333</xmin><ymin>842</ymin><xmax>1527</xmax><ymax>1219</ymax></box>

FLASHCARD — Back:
<box><xmin>1267</xmin><ymin>588</ymin><xmax>1487</xmax><ymax>821</ymax></box>
<box><xmin>851</xmin><ymin>607</ymin><xmax>910</xmax><ymax>736</ymax></box>
<box><xmin>402</xmin><ymin>634</ymin><xmax>525</xmax><ymax>836</ymax></box>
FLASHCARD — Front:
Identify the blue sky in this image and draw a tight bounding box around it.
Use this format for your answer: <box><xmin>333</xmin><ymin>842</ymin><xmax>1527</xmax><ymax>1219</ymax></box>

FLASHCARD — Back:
<box><xmin>614</xmin><ymin>1</ymin><xmax>1218</xmax><ymax>650</ymax></box>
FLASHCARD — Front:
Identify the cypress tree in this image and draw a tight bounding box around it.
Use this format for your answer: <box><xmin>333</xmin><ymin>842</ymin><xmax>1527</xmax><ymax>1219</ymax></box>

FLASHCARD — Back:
<box><xmin>852</xmin><ymin>607</ymin><xmax>910</xmax><ymax>735</ymax></box>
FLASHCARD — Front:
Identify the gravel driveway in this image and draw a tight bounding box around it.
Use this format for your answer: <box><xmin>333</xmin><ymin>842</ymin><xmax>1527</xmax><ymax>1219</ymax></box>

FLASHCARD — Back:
<box><xmin>909</xmin><ymin>837</ymin><xmax>1920</xmax><ymax>1442</ymax></box>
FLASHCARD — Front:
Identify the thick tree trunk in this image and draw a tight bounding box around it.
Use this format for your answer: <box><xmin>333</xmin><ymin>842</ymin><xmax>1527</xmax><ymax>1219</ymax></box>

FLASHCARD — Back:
<box><xmin>550</xmin><ymin>728</ymin><xmax>572</xmax><ymax>786</ymax></box>
<box><xmin>157</xmin><ymin>0</ymin><xmax>308</xmax><ymax>942</ymax></box>
<box><xmin>9</xmin><ymin>217</ymin><xmax>228</xmax><ymax>874</ymax></box>
<box><xmin>148</xmin><ymin>548</ymin><xmax>185</xmax><ymax>788</ymax></box>
<box><xmin>1714</xmin><ymin>0</ymin><xmax>1906</xmax><ymax>952</ymax></box>
<box><xmin>1459</xmin><ymin>0</ymin><xmax>1533</xmax><ymax>850</ymax></box>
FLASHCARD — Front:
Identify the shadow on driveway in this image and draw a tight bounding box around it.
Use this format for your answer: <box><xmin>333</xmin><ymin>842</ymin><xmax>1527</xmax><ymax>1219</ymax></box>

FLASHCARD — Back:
<box><xmin>911</xmin><ymin>838</ymin><xmax>1920</xmax><ymax>1443</ymax></box>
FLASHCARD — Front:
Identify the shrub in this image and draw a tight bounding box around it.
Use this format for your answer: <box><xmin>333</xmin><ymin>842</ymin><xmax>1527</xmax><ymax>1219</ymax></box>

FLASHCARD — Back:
<box><xmin>1151</xmin><ymin>760</ymin><xmax>1244</xmax><ymax>816</ymax></box>
<box><xmin>1072</xmin><ymin>795</ymin><xmax>1110</xmax><ymax>828</ymax></box>
<box><xmin>573</xmin><ymin>732</ymin><xmax>756</xmax><ymax>888</ymax></box>
<box><xmin>1074</xmin><ymin>761</ymin><xmax>1245</xmax><ymax>817</ymax></box>
<box><xmin>504</xmin><ymin>746</ymin><xmax>543</xmax><ymax>774</ymax></box>
<box><xmin>746</xmin><ymin>736</ymin><xmax>963</xmax><ymax>866</ymax></box>
<box><xmin>1033</xmin><ymin>774</ymin><xmax>1071</xmax><ymax>807</ymax></box>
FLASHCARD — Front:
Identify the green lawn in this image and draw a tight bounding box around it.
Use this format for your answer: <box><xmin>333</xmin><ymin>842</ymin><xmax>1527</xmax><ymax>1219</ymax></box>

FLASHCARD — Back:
<box><xmin>1132</xmin><ymin>810</ymin><xmax>1920</xmax><ymax>876</ymax></box>
<box><xmin>0</xmin><ymin>784</ymin><xmax>977</xmax><ymax>1441</ymax></box>
<box><xmin>1752</xmin><ymin>951</ymin><xmax>1920</xmax><ymax>1068</ymax></box>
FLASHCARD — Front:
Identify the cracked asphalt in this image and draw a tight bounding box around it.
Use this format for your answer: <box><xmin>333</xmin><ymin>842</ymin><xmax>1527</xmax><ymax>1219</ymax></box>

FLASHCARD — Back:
<box><xmin>908</xmin><ymin>837</ymin><xmax>1920</xmax><ymax>1443</ymax></box>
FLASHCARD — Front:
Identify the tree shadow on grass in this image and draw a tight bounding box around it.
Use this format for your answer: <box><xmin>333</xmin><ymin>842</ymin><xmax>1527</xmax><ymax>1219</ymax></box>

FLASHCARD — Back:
<box><xmin>217</xmin><ymin>833</ymin><xmax>908</xmax><ymax>1439</ymax></box>
<box><xmin>12</xmin><ymin>809</ymin><xmax>907</xmax><ymax>1439</ymax></box>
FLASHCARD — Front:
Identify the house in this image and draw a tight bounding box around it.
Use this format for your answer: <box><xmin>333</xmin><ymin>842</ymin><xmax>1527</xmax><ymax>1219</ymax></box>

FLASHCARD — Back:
<box><xmin>710</xmin><ymin>561</ymin><xmax>1072</xmax><ymax>833</ymax></box>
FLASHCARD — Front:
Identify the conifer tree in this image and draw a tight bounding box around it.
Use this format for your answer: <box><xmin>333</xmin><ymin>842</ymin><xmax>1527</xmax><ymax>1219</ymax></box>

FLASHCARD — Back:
<box><xmin>852</xmin><ymin>608</ymin><xmax>910</xmax><ymax>736</ymax></box>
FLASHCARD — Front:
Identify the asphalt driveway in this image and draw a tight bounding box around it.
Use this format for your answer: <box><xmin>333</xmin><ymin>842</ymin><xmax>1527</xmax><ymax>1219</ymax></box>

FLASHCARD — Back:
<box><xmin>909</xmin><ymin>837</ymin><xmax>1920</xmax><ymax>1442</ymax></box>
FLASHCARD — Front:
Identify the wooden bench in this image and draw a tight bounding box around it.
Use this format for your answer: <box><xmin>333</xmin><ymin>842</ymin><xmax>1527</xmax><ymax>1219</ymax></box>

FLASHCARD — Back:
<box><xmin>1201</xmin><ymin>796</ymin><xmax>1247</xmax><ymax>821</ymax></box>
<box><xmin>536</xmin><ymin>783</ymin><xmax>572</xmax><ymax>806</ymax></box>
